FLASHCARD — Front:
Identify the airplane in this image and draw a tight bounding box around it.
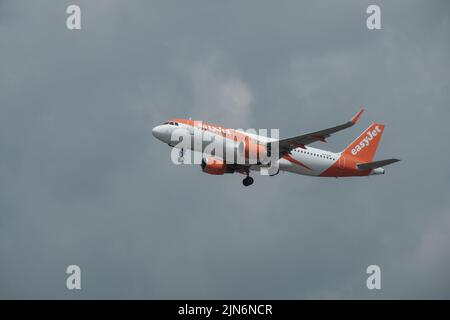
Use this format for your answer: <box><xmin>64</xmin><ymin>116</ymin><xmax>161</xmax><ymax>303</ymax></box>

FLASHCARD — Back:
<box><xmin>152</xmin><ymin>109</ymin><xmax>400</xmax><ymax>186</ymax></box>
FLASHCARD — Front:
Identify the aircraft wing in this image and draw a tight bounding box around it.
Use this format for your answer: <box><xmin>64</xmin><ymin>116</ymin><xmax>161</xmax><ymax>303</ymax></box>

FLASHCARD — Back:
<box><xmin>268</xmin><ymin>108</ymin><xmax>364</xmax><ymax>156</ymax></box>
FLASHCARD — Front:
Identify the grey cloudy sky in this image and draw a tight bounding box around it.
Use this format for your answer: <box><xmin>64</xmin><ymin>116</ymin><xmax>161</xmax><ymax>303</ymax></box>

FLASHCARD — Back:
<box><xmin>0</xmin><ymin>0</ymin><xmax>449</xmax><ymax>299</ymax></box>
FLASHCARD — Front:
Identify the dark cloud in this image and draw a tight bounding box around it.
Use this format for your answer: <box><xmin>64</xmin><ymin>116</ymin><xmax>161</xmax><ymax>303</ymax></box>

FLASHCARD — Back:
<box><xmin>0</xmin><ymin>0</ymin><xmax>449</xmax><ymax>298</ymax></box>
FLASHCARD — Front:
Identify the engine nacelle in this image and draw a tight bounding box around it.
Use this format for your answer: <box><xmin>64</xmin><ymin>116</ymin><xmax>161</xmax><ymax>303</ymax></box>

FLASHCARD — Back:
<box><xmin>238</xmin><ymin>137</ymin><xmax>269</xmax><ymax>164</ymax></box>
<box><xmin>201</xmin><ymin>157</ymin><xmax>234</xmax><ymax>175</ymax></box>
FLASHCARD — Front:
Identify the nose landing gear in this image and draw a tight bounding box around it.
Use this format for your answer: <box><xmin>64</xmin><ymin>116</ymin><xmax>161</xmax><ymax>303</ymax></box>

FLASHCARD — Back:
<box><xmin>178</xmin><ymin>148</ymin><xmax>184</xmax><ymax>163</ymax></box>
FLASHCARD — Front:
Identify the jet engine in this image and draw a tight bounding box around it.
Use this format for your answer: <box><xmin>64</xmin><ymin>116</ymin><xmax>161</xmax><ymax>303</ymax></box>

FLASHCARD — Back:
<box><xmin>201</xmin><ymin>157</ymin><xmax>235</xmax><ymax>175</ymax></box>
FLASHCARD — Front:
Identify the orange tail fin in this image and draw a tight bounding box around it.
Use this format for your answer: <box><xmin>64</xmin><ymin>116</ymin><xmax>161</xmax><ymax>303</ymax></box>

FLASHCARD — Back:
<box><xmin>342</xmin><ymin>123</ymin><xmax>385</xmax><ymax>162</ymax></box>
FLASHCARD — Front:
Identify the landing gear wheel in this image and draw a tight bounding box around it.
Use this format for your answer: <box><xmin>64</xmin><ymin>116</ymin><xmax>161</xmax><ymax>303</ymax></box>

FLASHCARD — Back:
<box><xmin>242</xmin><ymin>176</ymin><xmax>254</xmax><ymax>187</ymax></box>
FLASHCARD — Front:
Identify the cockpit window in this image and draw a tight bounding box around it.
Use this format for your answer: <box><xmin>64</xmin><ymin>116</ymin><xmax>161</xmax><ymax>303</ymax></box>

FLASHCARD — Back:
<box><xmin>164</xmin><ymin>121</ymin><xmax>179</xmax><ymax>126</ymax></box>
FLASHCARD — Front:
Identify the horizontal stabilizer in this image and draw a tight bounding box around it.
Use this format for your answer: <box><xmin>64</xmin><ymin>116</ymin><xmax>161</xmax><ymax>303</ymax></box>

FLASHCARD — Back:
<box><xmin>357</xmin><ymin>158</ymin><xmax>400</xmax><ymax>171</ymax></box>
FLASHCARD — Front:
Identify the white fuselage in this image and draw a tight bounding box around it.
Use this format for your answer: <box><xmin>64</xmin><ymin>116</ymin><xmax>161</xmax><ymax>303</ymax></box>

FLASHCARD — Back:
<box><xmin>152</xmin><ymin>121</ymin><xmax>342</xmax><ymax>177</ymax></box>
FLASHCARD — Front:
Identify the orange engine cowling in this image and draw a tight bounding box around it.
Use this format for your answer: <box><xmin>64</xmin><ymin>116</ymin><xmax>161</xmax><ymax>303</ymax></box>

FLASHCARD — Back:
<box><xmin>238</xmin><ymin>137</ymin><xmax>268</xmax><ymax>163</ymax></box>
<box><xmin>201</xmin><ymin>157</ymin><xmax>233</xmax><ymax>175</ymax></box>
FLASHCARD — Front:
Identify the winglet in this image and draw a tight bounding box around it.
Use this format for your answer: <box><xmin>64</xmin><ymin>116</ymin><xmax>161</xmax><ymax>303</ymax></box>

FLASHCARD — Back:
<box><xmin>350</xmin><ymin>108</ymin><xmax>364</xmax><ymax>124</ymax></box>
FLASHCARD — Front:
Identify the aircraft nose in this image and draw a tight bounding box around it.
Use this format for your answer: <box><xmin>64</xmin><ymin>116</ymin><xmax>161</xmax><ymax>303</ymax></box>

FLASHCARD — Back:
<box><xmin>152</xmin><ymin>125</ymin><xmax>166</xmax><ymax>141</ymax></box>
